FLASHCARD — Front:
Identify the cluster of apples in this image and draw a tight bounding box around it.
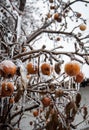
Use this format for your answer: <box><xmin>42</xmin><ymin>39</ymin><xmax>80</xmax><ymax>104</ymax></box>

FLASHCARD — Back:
<box><xmin>26</xmin><ymin>62</ymin><xmax>61</xmax><ymax>76</ymax></box>
<box><xmin>0</xmin><ymin>60</ymin><xmax>61</xmax><ymax>97</ymax></box>
<box><xmin>47</xmin><ymin>7</ymin><xmax>87</xmax><ymax>31</ymax></box>
<box><xmin>0</xmin><ymin>60</ymin><xmax>17</xmax><ymax>97</ymax></box>
<box><xmin>0</xmin><ymin>59</ymin><xmax>84</xmax><ymax>99</ymax></box>
<box><xmin>32</xmin><ymin>96</ymin><xmax>51</xmax><ymax>117</ymax></box>
<box><xmin>64</xmin><ymin>61</ymin><xmax>84</xmax><ymax>83</ymax></box>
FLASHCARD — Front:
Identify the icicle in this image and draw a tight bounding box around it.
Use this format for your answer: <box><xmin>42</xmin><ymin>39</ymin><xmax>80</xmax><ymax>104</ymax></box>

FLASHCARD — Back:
<box><xmin>16</xmin><ymin>60</ymin><xmax>27</xmax><ymax>111</ymax></box>
<box><xmin>13</xmin><ymin>9</ymin><xmax>22</xmax><ymax>42</ymax></box>
<box><xmin>77</xmin><ymin>83</ymin><xmax>80</xmax><ymax>91</ymax></box>
<box><xmin>16</xmin><ymin>14</ymin><xmax>22</xmax><ymax>42</ymax></box>
<box><xmin>22</xmin><ymin>90</ymin><xmax>27</xmax><ymax>111</ymax></box>
<box><xmin>11</xmin><ymin>45</ymin><xmax>15</xmax><ymax>58</ymax></box>
<box><xmin>32</xmin><ymin>58</ymin><xmax>36</xmax><ymax>71</ymax></box>
<box><xmin>68</xmin><ymin>77</ymin><xmax>71</xmax><ymax>90</ymax></box>
<box><xmin>17</xmin><ymin>60</ymin><xmax>27</xmax><ymax>89</ymax></box>
<box><xmin>0</xmin><ymin>98</ymin><xmax>4</xmax><ymax>116</ymax></box>
<box><xmin>5</xmin><ymin>83</ymin><xmax>8</xmax><ymax>91</ymax></box>
<box><xmin>0</xmin><ymin>87</ymin><xmax>1</xmax><ymax>97</ymax></box>
<box><xmin>75</xmin><ymin>83</ymin><xmax>77</xmax><ymax>90</ymax></box>
<box><xmin>20</xmin><ymin>66</ymin><xmax>27</xmax><ymax>89</ymax></box>
<box><xmin>6</xmin><ymin>97</ymin><xmax>10</xmax><ymax>105</ymax></box>
<box><xmin>71</xmin><ymin>77</ymin><xmax>74</xmax><ymax>90</ymax></box>
<box><xmin>0</xmin><ymin>11</ymin><xmax>3</xmax><ymax>23</ymax></box>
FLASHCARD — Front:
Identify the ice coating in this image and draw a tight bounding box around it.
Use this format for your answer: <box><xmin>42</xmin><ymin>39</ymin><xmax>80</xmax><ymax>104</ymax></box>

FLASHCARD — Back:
<box><xmin>20</xmin><ymin>64</ymin><xmax>27</xmax><ymax>89</ymax></box>
<box><xmin>0</xmin><ymin>60</ymin><xmax>16</xmax><ymax>70</ymax></box>
<box><xmin>0</xmin><ymin>60</ymin><xmax>17</xmax><ymax>76</ymax></box>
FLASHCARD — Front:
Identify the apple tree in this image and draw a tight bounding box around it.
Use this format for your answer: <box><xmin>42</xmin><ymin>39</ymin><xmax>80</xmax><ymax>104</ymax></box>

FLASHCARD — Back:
<box><xmin>0</xmin><ymin>0</ymin><xmax>89</xmax><ymax>130</ymax></box>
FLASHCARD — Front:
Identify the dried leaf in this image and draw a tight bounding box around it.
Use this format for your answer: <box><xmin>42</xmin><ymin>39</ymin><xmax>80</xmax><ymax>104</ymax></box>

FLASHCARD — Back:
<box><xmin>75</xmin><ymin>93</ymin><xmax>81</xmax><ymax>108</ymax></box>
<box><xmin>83</xmin><ymin>106</ymin><xmax>88</xmax><ymax>119</ymax></box>
<box><xmin>14</xmin><ymin>89</ymin><xmax>24</xmax><ymax>103</ymax></box>
<box><xmin>65</xmin><ymin>101</ymin><xmax>77</xmax><ymax>122</ymax></box>
<box><xmin>54</xmin><ymin>63</ymin><xmax>61</xmax><ymax>74</ymax></box>
<box><xmin>55</xmin><ymin>89</ymin><xmax>64</xmax><ymax>97</ymax></box>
